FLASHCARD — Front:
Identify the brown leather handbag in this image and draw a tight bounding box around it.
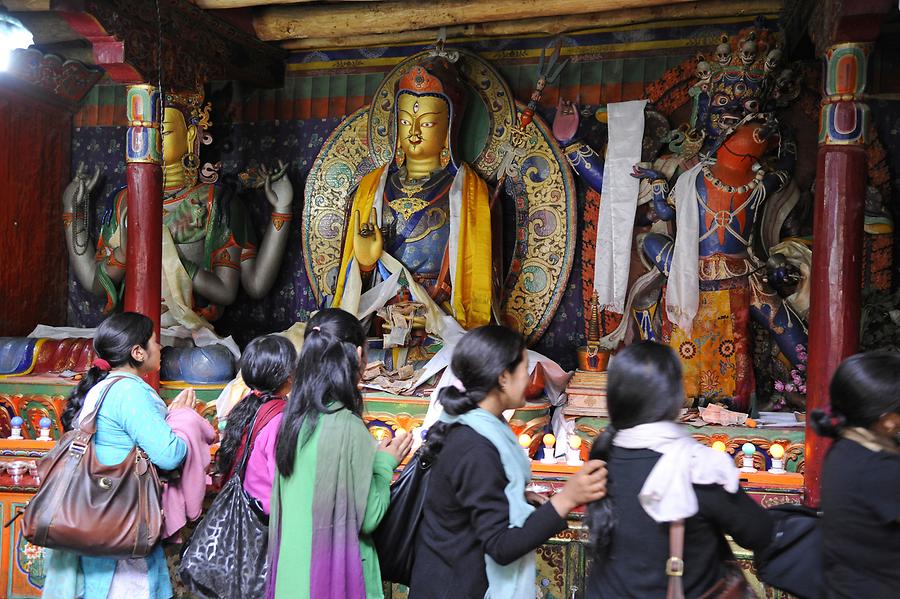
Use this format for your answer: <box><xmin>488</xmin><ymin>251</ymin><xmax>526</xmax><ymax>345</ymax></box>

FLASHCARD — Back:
<box><xmin>22</xmin><ymin>376</ymin><xmax>164</xmax><ymax>559</ymax></box>
<box><xmin>666</xmin><ymin>520</ymin><xmax>755</xmax><ymax>599</ymax></box>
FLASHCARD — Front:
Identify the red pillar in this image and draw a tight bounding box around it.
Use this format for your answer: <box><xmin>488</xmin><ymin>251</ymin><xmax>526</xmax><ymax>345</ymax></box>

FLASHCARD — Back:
<box><xmin>804</xmin><ymin>44</ymin><xmax>871</xmax><ymax>506</ymax></box>
<box><xmin>122</xmin><ymin>85</ymin><xmax>162</xmax><ymax>388</ymax></box>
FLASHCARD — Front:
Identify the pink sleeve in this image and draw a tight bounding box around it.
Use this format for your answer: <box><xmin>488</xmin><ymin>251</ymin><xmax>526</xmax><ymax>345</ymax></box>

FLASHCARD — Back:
<box><xmin>242</xmin><ymin>413</ymin><xmax>283</xmax><ymax>515</ymax></box>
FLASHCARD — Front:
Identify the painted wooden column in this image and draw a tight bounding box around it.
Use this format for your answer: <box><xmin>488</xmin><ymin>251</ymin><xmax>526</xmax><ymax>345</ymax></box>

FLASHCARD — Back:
<box><xmin>123</xmin><ymin>84</ymin><xmax>163</xmax><ymax>387</ymax></box>
<box><xmin>805</xmin><ymin>43</ymin><xmax>871</xmax><ymax>505</ymax></box>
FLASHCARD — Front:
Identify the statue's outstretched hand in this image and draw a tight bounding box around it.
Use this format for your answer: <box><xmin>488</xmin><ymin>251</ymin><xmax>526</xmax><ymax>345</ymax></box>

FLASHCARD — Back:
<box><xmin>261</xmin><ymin>160</ymin><xmax>293</xmax><ymax>212</ymax></box>
<box><xmin>63</xmin><ymin>162</ymin><xmax>101</xmax><ymax>212</ymax></box>
<box><xmin>352</xmin><ymin>208</ymin><xmax>383</xmax><ymax>270</ymax></box>
<box><xmin>631</xmin><ymin>164</ymin><xmax>666</xmax><ymax>182</ymax></box>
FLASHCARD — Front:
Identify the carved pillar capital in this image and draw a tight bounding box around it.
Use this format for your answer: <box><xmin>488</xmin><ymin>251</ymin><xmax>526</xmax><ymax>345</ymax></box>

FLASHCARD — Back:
<box><xmin>818</xmin><ymin>43</ymin><xmax>872</xmax><ymax>146</ymax></box>
<box><xmin>125</xmin><ymin>84</ymin><xmax>162</xmax><ymax>165</ymax></box>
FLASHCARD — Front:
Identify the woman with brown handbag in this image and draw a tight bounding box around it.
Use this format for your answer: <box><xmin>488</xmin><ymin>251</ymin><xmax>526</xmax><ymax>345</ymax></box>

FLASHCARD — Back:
<box><xmin>41</xmin><ymin>312</ymin><xmax>195</xmax><ymax>599</ymax></box>
<box><xmin>585</xmin><ymin>342</ymin><xmax>774</xmax><ymax>598</ymax></box>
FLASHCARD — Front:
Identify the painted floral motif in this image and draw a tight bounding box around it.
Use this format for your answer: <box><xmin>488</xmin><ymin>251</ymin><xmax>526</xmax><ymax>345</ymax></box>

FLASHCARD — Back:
<box><xmin>718</xmin><ymin>339</ymin><xmax>735</xmax><ymax>357</ymax></box>
<box><xmin>699</xmin><ymin>370</ymin><xmax>721</xmax><ymax>393</ymax></box>
<box><xmin>679</xmin><ymin>340</ymin><xmax>698</xmax><ymax>359</ymax></box>
<box><xmin>773</xmin><ymin>344</ymin><xmax>808</xmax><ymax>410</ymax></box>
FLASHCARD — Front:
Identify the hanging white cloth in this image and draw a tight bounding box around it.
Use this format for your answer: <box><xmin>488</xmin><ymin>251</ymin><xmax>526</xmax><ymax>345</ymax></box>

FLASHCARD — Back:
<box><xmin>594</xmin><ymin>99</ymin><xmax>647</xmax><ymax>312</ymax></box>
<box><xmin>666</xmin><ymin>162</ymin><xmax>703</xmax><ymax>334</ymax></box>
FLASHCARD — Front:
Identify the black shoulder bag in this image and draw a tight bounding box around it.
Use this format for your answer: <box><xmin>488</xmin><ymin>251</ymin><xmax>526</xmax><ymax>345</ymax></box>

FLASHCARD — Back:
<box><xmin>178</xmin><ymin>410</ymin><xmax>271</xmax><ymax>599</ymax></box>
<box><xmin>753</xmin><ymin>503</ymin><xmax>823</xmax><ymax>599</ymax></box>
<box><xmin>373</xmin><ymin>446</ymin><xmax>433</xmax><ymax>586</ymax></box>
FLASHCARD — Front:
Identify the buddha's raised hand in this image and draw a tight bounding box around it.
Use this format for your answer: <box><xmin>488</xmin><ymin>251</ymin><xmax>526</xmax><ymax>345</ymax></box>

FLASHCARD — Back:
<box><xmin>62</xmin><ymin>162</ymin><xmax>101</xmax><ymax>212</ymax></box>
<box><xmin>353</xmin><ymin>208</ymin><xmax>383</xmax><ymax>271</ymax></box>
<box><xmin>260</xmin><ymin>160</ymin><xmax>293</xmax><ymax>212</ymax></box>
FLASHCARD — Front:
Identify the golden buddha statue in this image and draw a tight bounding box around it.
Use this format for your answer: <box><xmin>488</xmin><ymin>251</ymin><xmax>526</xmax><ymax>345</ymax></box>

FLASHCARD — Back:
<box><xmin>62</xmin><ymin>91</ymin><xmax>293</xmax><ymax>330</ymax></box>
<box><xmin>332</xmin><ymin>57</ymin><xmax>494</xmax><ymax>345</ymax></box>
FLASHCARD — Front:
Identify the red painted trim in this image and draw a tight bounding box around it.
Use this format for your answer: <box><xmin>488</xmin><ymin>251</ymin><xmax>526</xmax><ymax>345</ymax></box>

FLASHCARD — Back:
<box><xmin>57</xmin><ymin>11</ymin><xmax>145</xmax><ymax>84</ymax></box>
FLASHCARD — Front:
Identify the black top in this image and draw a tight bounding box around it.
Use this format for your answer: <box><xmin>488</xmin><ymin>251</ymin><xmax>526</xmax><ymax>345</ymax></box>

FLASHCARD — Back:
<box><xmin>409</xmin><ymin>424</ymin><xmax>567</xmax><ymax>599</ymax></box>
<box><xmin>821</xmin><ymin>437</ymin><xmax>900</xmax><ymax>599</ymax></box>
<box><xmin>587</xmin><ymin>447</ymin><xmax>773</xmax><ymax>598</ymax></box>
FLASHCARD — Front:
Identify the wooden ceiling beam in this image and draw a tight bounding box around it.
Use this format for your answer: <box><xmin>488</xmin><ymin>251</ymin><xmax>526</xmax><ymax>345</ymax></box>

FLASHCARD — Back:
<box><xmin>195</xmin><ymin>0</ymin><xmax>376</xmax><ymax>6</ymax></box>
<box><xmin>255</xmin><ymin>0</ymin><xmax>701</xmax><ymax>42</ymax></box>
<box><xmin>280</xmin><ymin>0</ymin><xmax>781</xmax><ymax>51</ymax></box>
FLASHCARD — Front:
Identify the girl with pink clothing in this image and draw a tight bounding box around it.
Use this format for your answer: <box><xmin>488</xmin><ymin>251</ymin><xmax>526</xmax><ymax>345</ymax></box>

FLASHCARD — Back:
<box><xmin>217</xmin><ymin>335</ymin><xmax>297</xmax><ymax>514</ymax></box>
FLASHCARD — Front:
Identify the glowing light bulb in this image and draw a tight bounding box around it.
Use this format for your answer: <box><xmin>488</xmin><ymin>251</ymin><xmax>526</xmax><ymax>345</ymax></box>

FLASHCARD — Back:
<box><xmin>540</xmin><ymin>433</ymin><xmax>558</xmax><ymax>464</ymax></box>
<box><xmin>769</xmin><ymin>444</ymin><xmax>785</xmax><ymax>460</ymax></box>
<box><xmin>711</xmin><ymin>441</ymin><xmax>727</xmax><ymax>452</ymax></box>
<box><xmin>8</xmin><ymin>416</ymin><xmax>23</xmax><ymax>440</ymax></box>
<box><xmin>566</xmin><ymin>434</ymin><xmax>583</xmax><ymax>466</ymax></box>
<box><xmin>768</xmin><ymin>443</ymin><xmax>786</xmax><ymax>474</ymax></box>
<box><xmin>740</xmin><ymin>443</ymin><xmax>757</xmax><ymax>473</ymax></box>
<box><xmin>518</xmin><ymin>433</ymin><xmax>532</xmax><ymax>460</ymax></box>
<box><xmin>37</xmin><ymin>417</ymin><xmax>53</xmax><ymax>441</ymax></box>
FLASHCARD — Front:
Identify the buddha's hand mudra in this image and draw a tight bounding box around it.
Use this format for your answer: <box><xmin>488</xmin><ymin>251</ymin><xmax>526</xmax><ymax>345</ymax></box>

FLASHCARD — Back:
<box><xmin>260</xmin><ymin>160</ymin><xmax>293</xmax><ymax>213</ymax></box>
<box><xmin>62</xmin><ymin>162</ymin><xmax>101</xmax><ymax>212</ymax></box>
<box><xmin>353</xmin><ymin>208</ymin><xmax>383</xmax><ymax>271</ymax></box>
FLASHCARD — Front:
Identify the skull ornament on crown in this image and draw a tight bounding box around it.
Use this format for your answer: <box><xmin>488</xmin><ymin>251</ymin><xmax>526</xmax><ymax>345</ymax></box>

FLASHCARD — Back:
<box><xmin>689</xmin><ymin>24</ymin><xmax>800</xmax><ymax>151</ymax></box>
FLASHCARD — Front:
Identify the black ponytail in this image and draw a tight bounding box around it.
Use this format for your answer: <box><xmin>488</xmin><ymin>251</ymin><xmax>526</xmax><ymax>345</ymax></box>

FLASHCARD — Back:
<box><xmin>586</xmin><ymin>425</ymin><xmax>617</xmax><ymax>554</ymax></box>
<box><xmin>276</xmin><ymin>309</ymin><xmax>366</xmax><ymax>478</ymax></box>
<box><xmin>217</xmin><ymin>335</ymin><xmax>297</xmax><ymax>475</ymax></box>
<box><xmin>811</xmin><ymin>350</ymin><xmax>900</xmax><ymax>439</ymax></box>
<box><xmin>422</xmin><ymin>325</ymin><xmax>526</xmax><ymax>464</ymax></box>
<box><xmin>62</xmin><ymin>367</ymin><xmax>109</xmax><ymax>431</ymax></box>
<box><xmin>809</xmin><ymin>410</ymin><xmax>846</xmax><ymax>439</ymax></box>
<box><xmin>61</xmin><ymin>312</ymin><xmax>154</xmax><ymax>431</ymax></box>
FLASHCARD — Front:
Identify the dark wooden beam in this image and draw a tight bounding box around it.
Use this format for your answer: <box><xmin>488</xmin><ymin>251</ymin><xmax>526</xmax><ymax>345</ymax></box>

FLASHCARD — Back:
<box><xmin>57</xmin><ymin>0</ymin><xmax>284</xmax><ymax>90</ymax></box>
<box><xmin>808</xmin><ymin>0</ymin><xmax>894</xmax><ymax>54</ymax></box>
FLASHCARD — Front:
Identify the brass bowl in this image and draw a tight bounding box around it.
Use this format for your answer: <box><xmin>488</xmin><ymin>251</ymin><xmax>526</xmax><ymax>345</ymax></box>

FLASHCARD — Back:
<box><xmin>576</xmin><ymin>346</ymin><xmax>611</xmax><ymax>372</ymax></box>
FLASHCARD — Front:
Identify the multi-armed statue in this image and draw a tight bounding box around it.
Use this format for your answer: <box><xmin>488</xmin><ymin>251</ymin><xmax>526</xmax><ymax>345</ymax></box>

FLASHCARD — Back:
<box><xmin>556</xmin><ymin>27</ymin><xmax>808</xmax><ymax>411</ymax></box>
<box><xmin>63</xmin><ymin>91</ymin><xmax>293</xmax><ymax>330</ymax></box>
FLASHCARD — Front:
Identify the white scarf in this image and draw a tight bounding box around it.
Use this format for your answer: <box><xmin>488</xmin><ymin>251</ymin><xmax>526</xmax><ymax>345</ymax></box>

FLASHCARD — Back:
<box><xmin>594</xmin><ymin>99</ymin><xmax>647</xmax><ymax>312</ymax></box>
<box><xmin>666</xmin><ymin>163</ymin><xmax>703</xmax><ymax>334</ymax></box>
<box><xmin>613</xmin><ymin>421</ymin><xmax>739</xmax><ymax>522</ymax></box>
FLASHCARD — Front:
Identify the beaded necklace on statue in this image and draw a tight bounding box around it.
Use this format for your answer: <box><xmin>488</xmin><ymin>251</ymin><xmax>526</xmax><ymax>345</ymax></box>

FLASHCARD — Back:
<box><xmin>701</xmin><ymin>164</ymin><xmax>765</xmax><ymax>195</ymax></box>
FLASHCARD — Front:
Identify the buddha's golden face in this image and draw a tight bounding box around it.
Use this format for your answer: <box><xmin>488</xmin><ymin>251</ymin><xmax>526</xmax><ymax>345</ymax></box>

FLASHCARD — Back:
<box><xmin>396</xmin><ymin>93</ymin><xmax>450</xmax><ymax>163</ymax></box>
<box><xmin>161</xmin><ymin>107</ymin><xmax>195</xmax><ymax>166</ymax></box>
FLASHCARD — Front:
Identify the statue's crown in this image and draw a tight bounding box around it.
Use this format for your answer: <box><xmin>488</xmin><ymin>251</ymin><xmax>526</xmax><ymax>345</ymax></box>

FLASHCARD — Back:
<box><xmin>396</xmin><ymin>57</ymin><xmax>465</xmax><ymax>110</ymax></box>
<box><xmin>164</xmin><ymin>90</ymin><xmax>211</xmax><ymax>130</ymax></box>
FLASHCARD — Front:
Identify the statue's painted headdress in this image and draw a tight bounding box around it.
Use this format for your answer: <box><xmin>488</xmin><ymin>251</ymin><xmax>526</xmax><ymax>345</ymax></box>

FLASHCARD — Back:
<box><xmin>393</xmin><ymin>56</ymin><xmax>468</xmax><ymax>172</ymax></box>
<box><xmin>163</xmin><ymin>90</ymin><xmax>216</xmax><ymax>184</ymax></box>
<box><xmin>690</xmin><ymin>21</ymin><xmax>799</xmax><ymax>150</ymax></box>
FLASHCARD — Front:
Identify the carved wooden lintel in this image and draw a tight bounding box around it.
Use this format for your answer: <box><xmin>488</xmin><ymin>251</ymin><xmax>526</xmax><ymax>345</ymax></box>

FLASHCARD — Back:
<box><xmin>58</xmin><ymin>0</ymin><xmax>284</xmax><ymax>90</ymax></box>
<box><xmin>0</xmin><ymin>47</ymin><xmax>103</xmax><ymax>110</ymax></box>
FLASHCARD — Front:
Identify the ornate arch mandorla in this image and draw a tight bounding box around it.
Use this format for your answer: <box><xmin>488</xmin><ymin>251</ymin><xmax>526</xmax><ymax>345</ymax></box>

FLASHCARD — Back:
<box><xmin>302</xmin><ymin>49</ymin><xmax>577</xmax><ymax>344</ymax></box>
